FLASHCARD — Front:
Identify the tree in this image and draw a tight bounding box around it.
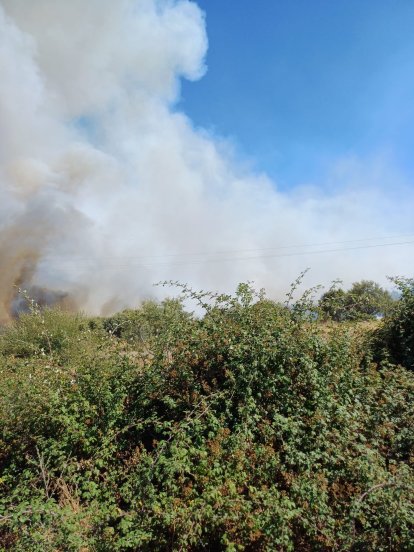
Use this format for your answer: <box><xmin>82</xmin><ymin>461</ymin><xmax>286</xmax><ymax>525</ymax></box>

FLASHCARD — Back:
<box><xmin>319</xmin><ymin>280</ymin><xmax>394</xmax><ymax>321</ymax></box>
<box><xmin>319</xmin><ymin>287</ymin><xmax>348</xmax><ymax>321</ymax></box>
<box><xmin>346</xmin><ymin>280</ymin><xmax>394</xmax><ymax>319</ymax></box>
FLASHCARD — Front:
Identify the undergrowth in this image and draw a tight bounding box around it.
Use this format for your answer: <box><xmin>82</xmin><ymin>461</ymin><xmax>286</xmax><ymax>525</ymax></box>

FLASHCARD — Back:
<box><xmin>0</xmin><ymin>282</ymin><xmax>413</xmax><ymax>551</ymax></box>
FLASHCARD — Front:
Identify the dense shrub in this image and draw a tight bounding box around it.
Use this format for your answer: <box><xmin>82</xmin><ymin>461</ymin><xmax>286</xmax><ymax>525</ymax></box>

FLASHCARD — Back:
<box><xmin>0</xmin><ymin>306</ymin><xmax>88</xmax><ymax>362</ymax></box>
<box><xmin>0</xmin><ymin>283</ymin><xmax>413</xmax><ymax>550</ymax></box>
<box><xmin>373</xmin><ymin>277</ymin><xmax>414</xmax><ymax>371</ymax></box>
<box><xmin>103</xmin><ymin>297</ymin><xmax>193</xmax><ymax>344</ymax></box>
<box><xmin>319</xmin><ymin>280</ymin><xmax>394</xmax><ymax>322</ymax></box>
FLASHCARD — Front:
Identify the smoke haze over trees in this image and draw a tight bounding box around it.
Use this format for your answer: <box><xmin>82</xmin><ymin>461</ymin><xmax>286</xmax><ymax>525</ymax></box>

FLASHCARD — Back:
<box><xmin>0</xmin><ymin>0</ymin><xmax>413</xmax><ymax>322</ymax></box>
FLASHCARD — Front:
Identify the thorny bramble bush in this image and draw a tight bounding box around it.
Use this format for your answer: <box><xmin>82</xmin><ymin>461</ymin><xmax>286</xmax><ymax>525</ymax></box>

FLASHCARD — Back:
<box><xmin>0</xmin><ymin>281</ymin><xmax>413</xmax><ymax>550</ymax></box>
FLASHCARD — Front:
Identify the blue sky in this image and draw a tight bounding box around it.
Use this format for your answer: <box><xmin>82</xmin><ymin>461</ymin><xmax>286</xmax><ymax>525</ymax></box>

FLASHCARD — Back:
<box><xmin>180</xmin><ymin>0</ymin><xmax>414</xmax><ymax>190</ymax></box>
<box><xmin>2</xmin><ymin>0</ymin><xmax>413</xmax><ymax>310</ymax></box>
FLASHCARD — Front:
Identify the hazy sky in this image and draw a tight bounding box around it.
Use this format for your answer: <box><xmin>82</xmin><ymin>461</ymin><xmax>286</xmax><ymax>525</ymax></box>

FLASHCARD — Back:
<box><xmin>181</xmin><ymin>0</ymin><xmax>414</xmax><ymax>189</ymax></box>
<box><xmin>0</xmin><ymin>0</ymin><xmax>413</xmax><ymax>318</ymax></box>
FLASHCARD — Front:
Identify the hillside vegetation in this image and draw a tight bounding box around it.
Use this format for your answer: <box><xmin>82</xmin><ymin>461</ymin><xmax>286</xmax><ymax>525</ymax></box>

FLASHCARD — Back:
<box><xmin>0</xmin><ymin>279</ymin><xmax>413</xmax><ymax>551</ymax></box>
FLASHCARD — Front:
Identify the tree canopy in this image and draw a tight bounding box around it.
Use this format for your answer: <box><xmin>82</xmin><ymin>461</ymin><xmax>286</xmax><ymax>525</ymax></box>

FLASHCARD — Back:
<box><xmin>319</xmin><ymin>279</ymin><xmax>394</xmax><ymax>321</ymax></box>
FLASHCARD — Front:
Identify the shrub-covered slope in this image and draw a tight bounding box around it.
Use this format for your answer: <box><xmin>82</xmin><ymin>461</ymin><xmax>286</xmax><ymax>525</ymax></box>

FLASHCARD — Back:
<box><xmin>0</xmin><ymin>284</ymin><xmax>413</xmax><ymax>551</ymax></box>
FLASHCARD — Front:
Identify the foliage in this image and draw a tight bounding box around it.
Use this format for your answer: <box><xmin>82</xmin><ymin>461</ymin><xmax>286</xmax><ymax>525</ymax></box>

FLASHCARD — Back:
<box><xmin>373</xmin><ymin>277</ymin><xmax>414</xmax><ymax>371</ymax></box>
<box><xmin>0</xmin><ymin>299</ymin><xmax>100</xmax><ymax>364</ymax></box>
<box><xmin>103</xmin><ymin>297</ymin><xmax>192</xmax><ymax>344</ymax></box>
<box><xmin>347</xmin><ymin>280</ymin><xmax>395</xmax><ymax>318</ymax></box>
<box><xmin>318</xmin><ymin>285</ymin><xmax>348</xmax><ymax>322</ymax></box>
<box><xmin>0</xmin><ymin>282</ymin><xmax>413</xmax><ymax>550</ymax></box>
<box><xmin>319</xmin><ymin>280</ymin><xmax>394</xmax><ymax>321</ymax></box>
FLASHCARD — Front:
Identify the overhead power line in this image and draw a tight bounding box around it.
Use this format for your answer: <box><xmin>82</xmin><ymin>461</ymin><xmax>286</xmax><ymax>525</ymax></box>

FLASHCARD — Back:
<box><xmin>104</xmin><ymin>239</ymin><xmax>414</xmax><ymax>268</ymax></box>
<box><xmin>37</xmin><ymin>237</ymin><xmax>414</xmax><ymax>270</ymax></box>
<box><xmin>41</xmin><ymin>233</ymin><xmax>414</xmax><ymax>264</ymax></box>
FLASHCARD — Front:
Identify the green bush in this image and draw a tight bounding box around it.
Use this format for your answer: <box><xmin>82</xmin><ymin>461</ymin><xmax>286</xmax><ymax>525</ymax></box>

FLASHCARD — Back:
<box><xmin>373</xmin><ymin>277</ymin><xmax>414</xmax><ymax>371</ymax></box>
<box><xmin>103</xmin><ymin>297</ymin><xmax>193</xmax><ymax>344</ymax></box>
<box><xmin>0</xmin><ymin>283</ymin><xmax>413</xmax><ymax>550</ymax></box>
<box><xmin>0</xmin><ymin>292</ymin><xmax>101</xmax><ymax>364</ymax></box>
<box><xmin>319</xmin><ymin>280</ymin><xmax>394</xmax><ymax>322</ymax></box>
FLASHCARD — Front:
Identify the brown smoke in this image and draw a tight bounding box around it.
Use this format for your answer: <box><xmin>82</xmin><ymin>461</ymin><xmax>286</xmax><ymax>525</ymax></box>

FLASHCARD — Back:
<box><xmin>0</xmin><ymin>217</ymin><xmax>42</xmax><ymax>322</ymax></box>
<box><xmin>0</xmin><ymin>252</ymin><xmax>38</xmax><ymax>323</ymax></box>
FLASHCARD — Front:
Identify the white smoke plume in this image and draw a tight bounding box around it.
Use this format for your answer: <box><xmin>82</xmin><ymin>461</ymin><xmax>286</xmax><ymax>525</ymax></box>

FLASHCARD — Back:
<box><xmin>0</xmin><ymin>0</ymin><xmax>413</xmax><ymax>321</ymax></box>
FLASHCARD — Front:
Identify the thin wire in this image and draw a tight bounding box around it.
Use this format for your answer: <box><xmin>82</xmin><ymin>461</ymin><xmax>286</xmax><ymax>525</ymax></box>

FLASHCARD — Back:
<box><xmin>38</xmin><ymin>239</ymin><xmax>414</xmax><ymax>270</ymax></box>
<box><xmin>41</xmin><ymin>233</ymin><xmax>414</xmax><ymax>263</ymax></box>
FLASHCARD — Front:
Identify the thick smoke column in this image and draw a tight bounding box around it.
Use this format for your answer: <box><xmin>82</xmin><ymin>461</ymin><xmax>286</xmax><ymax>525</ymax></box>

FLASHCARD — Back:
<box><xmin>0</xmin><ymin>0</ymin><xmax>413</xmax><ymax>322</ymax></box>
